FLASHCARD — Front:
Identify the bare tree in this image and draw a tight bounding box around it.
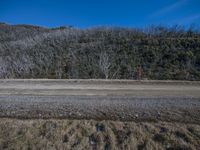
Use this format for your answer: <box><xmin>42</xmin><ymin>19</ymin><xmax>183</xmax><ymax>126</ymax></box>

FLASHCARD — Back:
<box><xmin>99</xmin><ymin>51</ymin><xmax>111</xmax><ymax>79</ymax></box>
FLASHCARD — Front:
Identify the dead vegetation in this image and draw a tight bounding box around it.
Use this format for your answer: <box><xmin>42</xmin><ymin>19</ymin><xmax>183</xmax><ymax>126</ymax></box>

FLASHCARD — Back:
<box><xmin>0</xmin><ymin>119</ymin><xmax>199</xmax><ymax>150</ymax></box>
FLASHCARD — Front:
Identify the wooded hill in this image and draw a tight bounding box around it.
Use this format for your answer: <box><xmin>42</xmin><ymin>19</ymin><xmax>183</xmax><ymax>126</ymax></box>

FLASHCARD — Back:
<box><xmin>0</xmin><ymin>23</ymin><xmax>200</xmax><ymax>80</ymax></box>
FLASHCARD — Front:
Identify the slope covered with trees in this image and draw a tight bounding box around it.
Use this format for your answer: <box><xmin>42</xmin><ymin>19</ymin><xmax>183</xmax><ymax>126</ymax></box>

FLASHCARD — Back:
<box><xmin>0</xmin><ymin>23</ymin><xmax>200</xmax><ymax>80</ymax></box>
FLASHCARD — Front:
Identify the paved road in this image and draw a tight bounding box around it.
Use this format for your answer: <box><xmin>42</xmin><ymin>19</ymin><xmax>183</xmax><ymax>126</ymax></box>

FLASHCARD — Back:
<box><xmin>0</xmin><ymin>79</ymin><xmax>200</xmax><ymax>123</ymax></box>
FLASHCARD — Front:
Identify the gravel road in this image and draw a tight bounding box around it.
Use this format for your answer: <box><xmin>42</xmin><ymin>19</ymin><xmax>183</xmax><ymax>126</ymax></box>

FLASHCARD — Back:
<box><xmin>0</xmin><ymin>79</ymin><xmax>200</xmax><ymax>123</ymax></box>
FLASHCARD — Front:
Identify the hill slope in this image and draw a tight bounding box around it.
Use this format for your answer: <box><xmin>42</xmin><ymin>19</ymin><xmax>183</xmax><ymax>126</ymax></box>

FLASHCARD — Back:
<box><xmin>0</xmin><ymin>23</ymin><xmax>200</xmax><ymax>80</ymax></box>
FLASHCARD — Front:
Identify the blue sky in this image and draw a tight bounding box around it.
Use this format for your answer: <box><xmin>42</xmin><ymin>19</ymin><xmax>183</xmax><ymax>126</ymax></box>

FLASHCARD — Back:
<box><xmin>0</xmin><ymin>0</ymin><xmax>200</xmax><ymax>28</ymax></box>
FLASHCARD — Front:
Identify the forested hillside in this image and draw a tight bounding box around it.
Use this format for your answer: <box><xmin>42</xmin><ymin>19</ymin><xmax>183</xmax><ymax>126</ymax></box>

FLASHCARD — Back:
<box><xmin>0</xmin><ymin>23</ymin><xmax>200</xmax><ymax>80</ymax></box>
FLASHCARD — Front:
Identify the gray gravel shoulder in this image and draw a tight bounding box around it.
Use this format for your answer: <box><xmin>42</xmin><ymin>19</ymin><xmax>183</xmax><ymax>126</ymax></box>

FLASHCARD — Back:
<box><xmin>0</xmin><ymin>95</ymin><xmax>200</xmax><ymax>123</ymax></box>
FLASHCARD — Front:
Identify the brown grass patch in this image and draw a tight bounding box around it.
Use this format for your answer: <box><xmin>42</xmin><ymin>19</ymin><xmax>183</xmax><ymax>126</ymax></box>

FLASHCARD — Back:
<box><xmin>0</xmin><ymin>119</ymin><xmax>199</xmax><ymax>150</ymax></box>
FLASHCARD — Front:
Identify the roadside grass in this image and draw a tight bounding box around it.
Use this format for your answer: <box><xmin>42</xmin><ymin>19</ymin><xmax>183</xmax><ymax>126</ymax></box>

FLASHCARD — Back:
<box><xmin>0</xmin><ymin>119</ymin><xmax>199</xmax><ymax>150</ymax></box>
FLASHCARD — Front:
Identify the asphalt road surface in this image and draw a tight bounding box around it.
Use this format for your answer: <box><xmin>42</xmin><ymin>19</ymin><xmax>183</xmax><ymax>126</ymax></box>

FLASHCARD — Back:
<box><xmin>0</xmin><ymin>79</ymin><xmax>200</xmax><ymax>123</ymax></box>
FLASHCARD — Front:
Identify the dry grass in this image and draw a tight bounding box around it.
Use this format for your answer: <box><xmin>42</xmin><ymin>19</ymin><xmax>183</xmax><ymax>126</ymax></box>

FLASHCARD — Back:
<box><xmin>0</xmin><ymin>119</ymin><xmax>200</xmax><ymax>150</ymax></box>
